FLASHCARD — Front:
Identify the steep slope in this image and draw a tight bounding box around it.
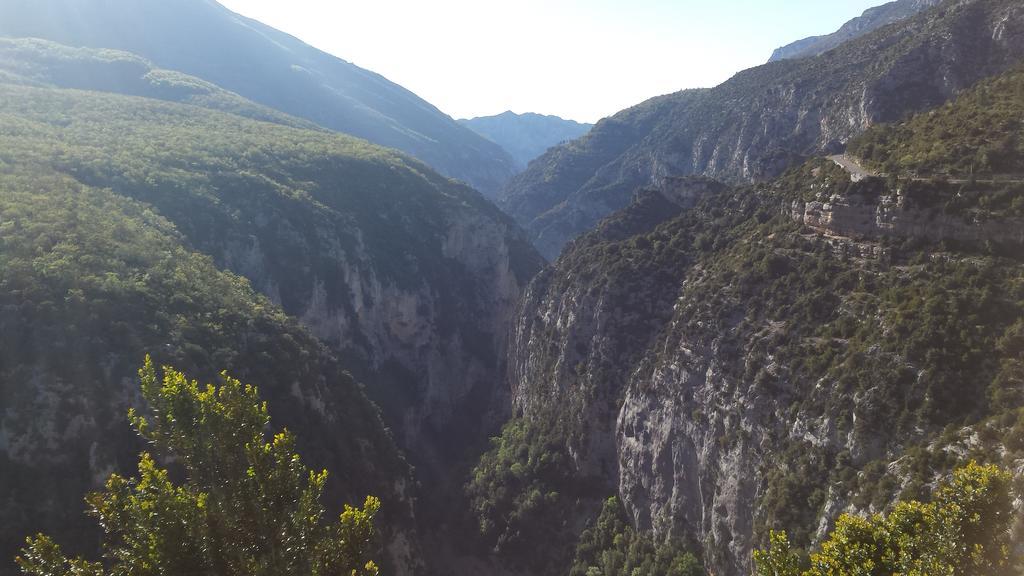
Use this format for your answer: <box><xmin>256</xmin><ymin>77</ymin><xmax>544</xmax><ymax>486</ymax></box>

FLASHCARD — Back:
<box><xmin>768</xmin><ymin>0</ymin><xmax>942</xmax><ymax>62</ymax></box>
<box><xmin>0</xmin><ymin>0</ymin><xmax>518</xmax><ymax>196</ymax></box>
<box><xmin>848</xmin><ymin>64</ymin><xmax>1024</xmax><ymax>176</ymax></box>
<box><xmin>0</xmin><ymin>75</ymin><xmax>544</xmax><ymax>469</ymax></box>
<box><xmin>0</xmin><ymin>71</ymin><xmax>544</xmax><ymax>573</ymax></box>
<box><xmin>0</xmin><ymin>37</ymin><xmax>315</xmax><ymax>129</ymax></box>
<box><xmin>459</xmin><ymin>111</ymin><xmax>593</xmax><ymax>171</ymax></box>
<box><xmin>0</xmin><ymin>183</ymin><xmax>416</xmax><ymax>574</ymax></box>
<box><xmin>501</xmin><ymin>0</ymin><xmax>1024</xmax><ymax>259</ymax></box>
<box><xmin>486</xmin><ymin>65</ymin><xmax>1024</xmax><ymax>575</ymax></box>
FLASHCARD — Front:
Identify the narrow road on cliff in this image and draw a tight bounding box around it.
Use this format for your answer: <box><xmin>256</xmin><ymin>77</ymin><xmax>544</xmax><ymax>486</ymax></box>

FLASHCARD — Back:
<box><xmin>829</xmin><ymin>153</ymin><xmax>1024</xmax><ymax>185</ymax></box>
<box><xmin>828</xmin><ymin>154</ymin><xmax>878</xmax><ymax>182</ymax></box>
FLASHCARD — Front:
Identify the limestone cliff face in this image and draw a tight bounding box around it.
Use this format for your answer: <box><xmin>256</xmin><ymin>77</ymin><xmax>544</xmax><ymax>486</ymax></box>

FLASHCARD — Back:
<box><xmin>501</xmin><ymin>0</ymin><xmax>1024</xmax><ymax>259</ymax></box>
<box><xmin>506</xmin><ymin>172</ymin><xmax>1024</xmax><ymax>574</ymax></box>
<box><xmin>790</xmin><ymin>180</ymin><xmax>1024</xmax><ymax>246</ymax></box>
<box><xmin>225</xmin><ymin>201</ymin><xmax>541</xmax><ymax>467</ymax></box>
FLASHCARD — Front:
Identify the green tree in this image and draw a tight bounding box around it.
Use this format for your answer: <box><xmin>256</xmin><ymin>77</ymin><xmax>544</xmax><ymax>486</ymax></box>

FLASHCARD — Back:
<box><xmin>16</xmin><ymin>357</ymin><xmax>381</xmax><ymax>576</ymax></box>
<box><xmin>754</xmin><ymin>462</ymin><xmax>1014</xmax><ymax>576</ymax></box>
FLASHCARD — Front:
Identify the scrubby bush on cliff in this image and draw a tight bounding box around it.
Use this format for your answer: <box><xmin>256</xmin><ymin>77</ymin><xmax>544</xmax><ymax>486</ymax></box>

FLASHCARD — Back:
<box><xmin>570</xmin><ymin>497</ymin><xmax>703</xmax><ymax>576</ymax></box>
<box><xmin>755</xmin><ymin>462</ymin><xmax>1015</xmax><ymax>576</ymax></box>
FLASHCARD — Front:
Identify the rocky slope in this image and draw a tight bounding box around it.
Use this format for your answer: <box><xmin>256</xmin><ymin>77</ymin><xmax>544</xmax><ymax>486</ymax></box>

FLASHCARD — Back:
<box><xmin>501</xmin><ymin>0</ymin><xmax>1024</xmax><ymax>259</ymax></box>
<box><xmin>0</xmin><ymin>0</ymin><xmax>518</xmax><ymax>196</ymax></box>
<box><xmin>488</xmin><ymin>65</ymin><xmax>1024</xmax><ymax>575</ymax></box>
<box><xmin>459</xmin><ymin>111</ymin><xmax>593</xmax><ymax>171</ymax></box>
<box><xmin>768</xmin><ymin>0</ymin><xmax>942</xmax><ymax>62</ymax></box>
<box><xmin>0</xmin><ymin>57</ymin><xmax>543</xmax><ymax>575</ymax></box>
<box><xmin>0</xmin><ymin>180</ymin><xmax>417</xmax><ymax>574</ymax></box>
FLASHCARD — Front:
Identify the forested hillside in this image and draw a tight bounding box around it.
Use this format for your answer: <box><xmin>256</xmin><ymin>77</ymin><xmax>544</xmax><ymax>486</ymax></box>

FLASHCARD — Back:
<box><xmin>849</xmin><ymin>64</ymin><xmax>1024</xmax><ymax>177</ymax></box>
<box><xmin>0</xmin><ymin>179</ymin><xmax>414</xmax><ymax>573</ymax></box>
<box><xmin>1</xmin><ymin>1</ymin><xmax>1022</xmax><ymax>575</ymax></box>
<box><xmin>0</xmin><ymin>48</ymin><xmax>542</xmax><ymax>574</ymax></box>
<box><xmin>0</xmin><ymin>0</ymin><xmax>518</xmax><ymax>196</ymax></box>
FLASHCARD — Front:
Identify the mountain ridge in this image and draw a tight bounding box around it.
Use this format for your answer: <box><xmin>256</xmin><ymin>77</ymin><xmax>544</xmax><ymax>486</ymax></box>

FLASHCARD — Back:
<box><xmin>768</xmin><ymin>0</ymin><xmax>943</xmax><ymax>62</ymax></box>
<box><xmin>459</xmin><ymin>111</ymin><xmax>593</xmax><ymax>170</ymax></box>
<box><xmin>0</xmin><ymin>0</ymin><xmax>518</xmax><ymax>196</ymax></box>
<box><xmin>501</xmin><ymin>0</ymin><xmax>1024</xmax><ymax>259</ymax></box>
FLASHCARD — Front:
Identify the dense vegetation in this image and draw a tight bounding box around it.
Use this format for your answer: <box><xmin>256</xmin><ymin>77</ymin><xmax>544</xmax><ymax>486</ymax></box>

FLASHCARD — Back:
<box><xmin>18</xmin><ymin>359</ymin><xmax>381</xmax><ymax>576</ymax></box>
<box><xmin>755</xmin><ymin>463</ymin><xmax>1015</xmax><ymax>576</ymax></box>
<box><xmin>0</xmin><ymin>38</ymin><xmax>316</xmax><ymax>129</ymax></box>
<box><xmin>0</xmin><ymin>55</ymin><xmax>545</xmax><ymax>574</ymax></box>
<box><xmin>569</xmin><ymin>498</ymin><xmax>702</xmax><ymax>576</ymax></box>
<box><xmin>0</xmin><ymin>76</ymin><xmax>541</xmax><ymax>466</ymax></box>
<box><xmin>0</xmin><ymin>151</ymin><xmax>408</xmax><ymax>572</ymax></box>
<box><xmin>466</xmin><ymin>417</ymin><xmax>586</xmax><ymax>571</ymax></box>
<box><xmin>494</xmin><ymin>60</ymin><xmax>1024</xmax><ymax>572</ymax></box>
<box><xmin>849</xmin><ymin>65</ymin><xmax>1024</xmax><ymax>177</ymax></box>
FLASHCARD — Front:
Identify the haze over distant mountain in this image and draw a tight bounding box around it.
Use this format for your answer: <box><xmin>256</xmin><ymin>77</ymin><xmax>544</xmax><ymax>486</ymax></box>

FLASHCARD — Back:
<box><xmin>459</xmin><ymin>111</ymin><xmax>593</xmax><ymax>171</ymax></box>
<box><xmin>768</xmin><ymin>0</ymin><xmax>942</xmax><ymax>61</ymax></box>
<box><xmin>0</xmin><ymin>0</ymin><xmax>518</xmax><ymax>196</ymax></box>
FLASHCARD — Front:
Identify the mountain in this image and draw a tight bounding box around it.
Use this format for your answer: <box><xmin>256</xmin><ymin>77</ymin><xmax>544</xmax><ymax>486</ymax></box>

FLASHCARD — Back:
<box><xmin>0</xmin><ymin>154</ymin><xmax>416</xmax><ymax>574</ymax></box>
<box><xmin>0</xmin><ymin>0</ymin><xmax>518</xmax><ymax>196</ymax></box>
<box><xmin>0</xmin><ymin>40</ymin><xmax>543</xmax><ymax>576</ymax></box>
<box><xmin>480</xmin><ymin>64</ymin><xmax>1024</xmax><ymax>575</ymax></box>
<box><xmin>500</xmin><ymin>0</ymin><xmax>1024</xmax><ymax>259</ymax></box>
<box><xmin>459</xmin><ymin>111</ymin><xmax>593</xmax><ymax>170</ymax></box>
<box><xmin>768</xmin><ymin>0</ymin><xmax>943</xmax><ymax>62</ymax></box>
<box><xmin>0</xmin><ymin>37</ymin><xmax>317</xmax><ymax>129</ymax></box>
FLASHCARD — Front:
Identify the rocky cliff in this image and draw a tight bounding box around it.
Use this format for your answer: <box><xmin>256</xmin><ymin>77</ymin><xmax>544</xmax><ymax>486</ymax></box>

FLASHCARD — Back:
<box><xmin>0</xmin><ymin>184</ymin><xmax>419</xmax><ymax>575</ymax></box>
<box><xmin>495</xmin><ymin>69</ymin><xmax>1024</xmax><ymax>573</ymax></box>
<box><xmin>0</xmin><ymin>65</ymin><xmax>544</xmax><ymax>575</ymax></box>
<box><xmin>505</xmin><ymin>177</ymin><xmax>1023</xmax><ymax>574</ymax></box>
<box><xmin>500</xmin><ymin>0</ymin><xmax>1024</xmax><ymax>259</ymax></box>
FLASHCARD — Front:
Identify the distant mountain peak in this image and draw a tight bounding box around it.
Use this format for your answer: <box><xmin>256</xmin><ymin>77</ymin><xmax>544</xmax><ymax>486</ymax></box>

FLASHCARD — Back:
<box><xmin>459</xmin><ymin>111</ymin><xmax>593</xmax><ymax>171</ymax></box>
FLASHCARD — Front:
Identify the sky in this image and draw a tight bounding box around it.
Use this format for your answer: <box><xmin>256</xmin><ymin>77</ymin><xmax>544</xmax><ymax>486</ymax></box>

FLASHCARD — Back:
<box><xmin>217</xmin><ymin>0</ymin><xmax>885</xmax><ymax>124</ymax></box>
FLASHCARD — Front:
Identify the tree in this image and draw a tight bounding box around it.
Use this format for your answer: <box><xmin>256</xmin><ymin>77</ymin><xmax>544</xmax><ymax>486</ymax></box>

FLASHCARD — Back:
<box><xmin>17</xmin><ymin>357</ymin><xmax>381</xmax><ymax>576</ymax></box>
<box><xmin>754</xmin><ymin>531</ymin><xmax>800</xmax><ymax>576</ymax></box>
<box><xmin>754</xmin><ymin>462</ymin><xmax>1014</xmax><ymax>576</ymax></box>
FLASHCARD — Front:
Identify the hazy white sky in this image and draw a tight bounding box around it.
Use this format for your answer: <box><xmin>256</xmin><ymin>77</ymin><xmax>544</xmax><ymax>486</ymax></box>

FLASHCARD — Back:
<box><xmin>218</xmin><ymin>0</ymin><xmax>884</xmax><ymax>123</ymax></box>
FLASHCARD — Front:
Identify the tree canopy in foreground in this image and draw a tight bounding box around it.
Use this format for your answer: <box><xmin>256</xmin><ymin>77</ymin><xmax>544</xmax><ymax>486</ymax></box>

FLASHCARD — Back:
<box><xmin>755</xmin><ymin>462</ymin><xmax>1015</xmax><ymax>576</ymax></box>
<box><xmin>16</xmin><ymin>357</ymin><xmax>380</xmax><ymax>576</ymax></box>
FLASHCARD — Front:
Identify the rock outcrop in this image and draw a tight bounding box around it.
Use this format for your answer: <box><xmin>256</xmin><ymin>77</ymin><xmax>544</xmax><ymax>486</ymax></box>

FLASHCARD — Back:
<box><xmin>791</xmin><ymin>179</ymin><xmax>1024</xmax><ymax>246</ymax></box>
